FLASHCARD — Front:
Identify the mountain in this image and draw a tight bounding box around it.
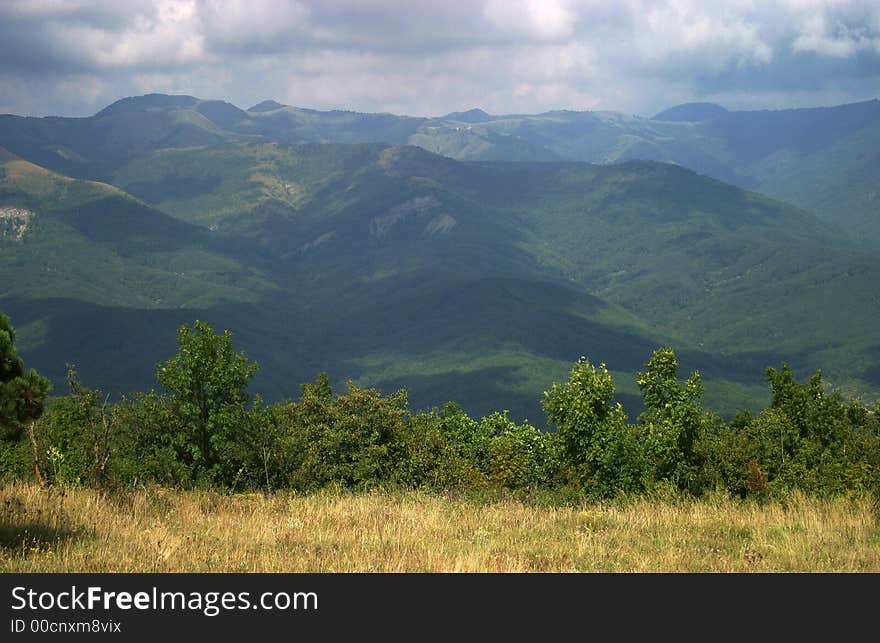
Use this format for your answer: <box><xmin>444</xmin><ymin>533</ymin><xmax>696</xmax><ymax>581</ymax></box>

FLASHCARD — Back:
<box><xmin>442</xmin><ymin>108</ymin><xmax>495</xmax><ymax>123</ymax></box>
<box><xmin>420</xmin><ymin>100</ymin><xmax>880</xmax><ymax>244</ymax></box>
<box><xmin>0</xmin><ymin>95</ymin><xmax>880</xmax><ymax>422</ymax></box>
<box><xmin>3</xmin><ymin>131</ymin><xmax>878</xmax><ymax>421</ymax></box>
<box><xmin>248</xmin><ymin>100</ymin><xmax>288</xmax><ymax>112</ymax></box>
<box><xmin>0</xmin><ymin>94</ymin><xmax>258</xmax><ymax>182</ymax></box>
<box><xmin>0</xmin><ymin>145</ymin><xmax>274</xmax><ymax>393</ymax></box>
<box><xmin>653</xmin><ymin>102</ymin><xmax>729</xmax><ymax>121</ymax></box>
<box><xmin>3</xmin><ymin>94</ymin><xmax>877</xmax><ymax>242</ymax></box>
<box><xmin>0</xmin><ymin>145</ymin><xmax>268</xmax><ymax>306</ymax></box>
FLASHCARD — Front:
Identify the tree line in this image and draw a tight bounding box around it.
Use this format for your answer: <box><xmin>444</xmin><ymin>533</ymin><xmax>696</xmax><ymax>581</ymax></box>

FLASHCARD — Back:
<box><xmin>1</xmin><ymin>312</ymin><xmax>878</xmax><ymax>500</ymax></box>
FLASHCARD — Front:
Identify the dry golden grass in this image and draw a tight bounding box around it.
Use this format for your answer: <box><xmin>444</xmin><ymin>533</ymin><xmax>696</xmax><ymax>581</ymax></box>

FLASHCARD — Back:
<box><xmin>2</xmin><ymin>482</ymin><xmax>878</xmax><ymax>572</ymax></box>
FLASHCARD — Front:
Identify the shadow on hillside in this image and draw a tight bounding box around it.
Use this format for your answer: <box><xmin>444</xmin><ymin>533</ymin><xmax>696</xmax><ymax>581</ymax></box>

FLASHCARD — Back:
<box><xmin>860</xmin><ymin>346</ymin><xmax>880</xmax><ymax>386</ymax></box>
<box><xmin>0</xmin><ymin>496</ymin><xmax>85</xmax><ymax>555</ymax></box>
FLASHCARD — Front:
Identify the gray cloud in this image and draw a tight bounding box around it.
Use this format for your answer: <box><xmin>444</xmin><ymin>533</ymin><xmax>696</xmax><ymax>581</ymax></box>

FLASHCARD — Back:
<box><xmin>0</xmin><ymin>0</ymin><xmax>878</xmax><ymax>118</ymax></box>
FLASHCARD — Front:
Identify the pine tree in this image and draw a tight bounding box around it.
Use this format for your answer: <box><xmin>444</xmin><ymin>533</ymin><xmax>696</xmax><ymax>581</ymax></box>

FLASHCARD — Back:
<box><xmin>0</xmin><ymin>311</ymin><xmax>51</xmax><ymax>441</ymax></box>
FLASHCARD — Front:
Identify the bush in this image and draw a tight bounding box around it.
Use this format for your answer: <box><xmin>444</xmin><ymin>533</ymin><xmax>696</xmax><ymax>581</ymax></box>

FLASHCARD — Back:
<box><xmin>484</xmin><ymin>412</ymin><xmax>562</xmax><ymax>489</ymax></box>
<box><xmin>110</xmin><ymin>391</ymin><xmax>194</xmax><ymax>487</ymax></box>
<box><xmin>394</xmin><ymin>409</ymin><xmax>479</xmax><ymax>490</ymax></box>
<box><xmin>28</xmin><ymin>366</ymin><xmax>112</xmax><ymax>486</ymax></box>
<box><xmin>543</xmin><ymin>357</ymin><xmax>643</xmax><ymax>499</ymax></box>
<box><xmin>282</xmin><ymin>377</ymin><xmax>410</xmax><ymax>491</ymax></box>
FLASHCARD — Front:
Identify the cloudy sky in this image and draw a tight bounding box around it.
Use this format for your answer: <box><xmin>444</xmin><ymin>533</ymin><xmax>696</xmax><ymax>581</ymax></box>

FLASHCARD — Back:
<box><xmin>1</xmin><ymin>0</ymin><xmax>878</xmax><ymax>118</ymax></box>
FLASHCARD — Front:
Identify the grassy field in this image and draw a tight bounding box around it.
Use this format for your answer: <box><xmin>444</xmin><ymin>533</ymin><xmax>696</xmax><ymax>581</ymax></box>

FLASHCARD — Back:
<box><xmin>1</xmin><ymin>482</ymin><xmax>878</xmax><ymax>573</ymax></box>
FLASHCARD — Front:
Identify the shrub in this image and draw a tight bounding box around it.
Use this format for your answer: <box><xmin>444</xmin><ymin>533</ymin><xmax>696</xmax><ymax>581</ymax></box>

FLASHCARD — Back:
<box><xmin>283</xmin><ymin>377</ymin><xmax>409</xmax><ymax>491</ymax></box>
<box><xmin>543</xmin><ymin>357</ymin><xmax>643</xmax><ymax>499</ymax></box>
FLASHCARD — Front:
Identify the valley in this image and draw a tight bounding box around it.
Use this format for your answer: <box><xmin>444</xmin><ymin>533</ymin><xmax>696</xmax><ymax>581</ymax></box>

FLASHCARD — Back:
<box><xmin>2</xmin><ymin>95</ymin><xmax>879</xmax><ymax>423</ymax></box>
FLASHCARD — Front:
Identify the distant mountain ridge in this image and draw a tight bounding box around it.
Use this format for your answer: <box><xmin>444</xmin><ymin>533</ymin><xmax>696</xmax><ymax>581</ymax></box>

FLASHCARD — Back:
<box><xmin>652</xmin><ymin>102</ymin><xmax>729</xmax><ymax>121</ymax></box>
<box><xmin>2</xmin><ymin>93</ymin><xmax>878</xmax><ymax>242</ymax></box>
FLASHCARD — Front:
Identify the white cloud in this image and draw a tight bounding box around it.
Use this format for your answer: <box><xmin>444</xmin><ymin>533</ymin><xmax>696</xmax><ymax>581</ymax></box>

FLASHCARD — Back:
<box><xmin>792</xmin><ymin>8</ymin><xmax>880</xmax><ymax>56</ymax></box>
<box><xmin>199</xmin><ymin>0</ymin><xmax>310</xmax><ymax>49</ymax></box>
<box><xmin>483</xmin><ymin>0</ymin><xmax>575</xmax><ymax>41</ymax></box>
<box><xmin>7</xmin><ymin>0</ymin><xmax>92</xmax><ymax>16</ymax></box>
<box><xmin>632</xmin><ymin>0</ymin><xmax>773</xmax><ymax>71</ymax></box>
<box><xmin>0</xmin><ymin>0</ymin><xmax>877</xmax><ymax>117</ymax></box>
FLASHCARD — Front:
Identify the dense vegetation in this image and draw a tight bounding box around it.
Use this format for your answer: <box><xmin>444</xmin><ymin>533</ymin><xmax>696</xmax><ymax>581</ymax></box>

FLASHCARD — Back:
<box><xmin>4</xmin><ymin>136</ymin><xmax>880</xmax><ymax>423</ymax></box>
<box><xmin>2</xmin><ymin>314</ymin><xmax>876</xmax><ymax>501</ymax></box>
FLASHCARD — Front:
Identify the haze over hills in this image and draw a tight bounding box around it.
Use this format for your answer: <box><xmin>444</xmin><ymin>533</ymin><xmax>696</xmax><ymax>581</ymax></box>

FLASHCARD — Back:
<box><xmin>2</xmin><ymin>93</ymin><xmax>877</xmax><ymax>242</ymax></box>
<box><xmin>1</xmin><ymin>95</ymin><xmax>879</xmax><ymax>422</ymax></box>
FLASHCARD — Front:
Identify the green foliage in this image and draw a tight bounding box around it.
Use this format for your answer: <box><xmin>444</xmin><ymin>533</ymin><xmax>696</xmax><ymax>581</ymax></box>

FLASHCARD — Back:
<box><xmin>637</xmin><ymin>347</ymin><xmax>713</xmax><ymax>493</ymax></box>
<box><xmin>29</xmin><ymin>365</ymin><xmax>113</xmax><ymax>486</ymax></box>
<box><xmin>766</xmin><ymin>364</ymin><xmax>846</xmax><ymax>446</ymax></box>
<box><xmin>696</xmin><ymin>407</ymin><xmax>799</xmax><ymax>498</ymax></box>
<box><xmin>109</xmin><ymin>391</ymin><xmax>193</xmax><ymax>487</ymax></box>
<box><xmin>156</xmin><ymin>320</ymin><xmax>258</xmax><ymax>482</ymax></box>
<box><xmin>3</xmin><ymin>316</ymin><xmax>877</xmax><ymax>503</ymax></box>
<box><xmin>394</xmin><ymin>407</ymin><xmax>482</xmax><ymax>491</ymax></box>
<box><xmin>542</xmin><ymin>357</ymin><xmax>643</xmax><ymax>498</ymax></box>
<box><xmin>435</xmin><ymin>402</ymin><xmax>494</xmax><ymax>473</ymax></box>
<box><xmin>484</xmin><ymin>411</ymin><xmax>562</xmax><ymax>489</ymax></box>
<box><xmin>697</xmin><ymin>366</ymin><xmax>880</xmax><ymax>498</ymax></box>
<box><xmin>282</xmin><ymin>379</ymin><xmax>410</xmax><ymax>491</ymax></box>
<box><xmin>211</xmin><ymin>396</ymin><xmax>290</xmax><ymax>491</ymax></box>
<box><xmin>0</xmin><ymin>311</ymin><xmax>51</xmax><ymax>441</ymax></box>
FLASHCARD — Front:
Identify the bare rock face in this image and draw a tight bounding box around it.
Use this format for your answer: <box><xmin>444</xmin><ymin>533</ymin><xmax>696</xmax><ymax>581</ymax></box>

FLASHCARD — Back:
<box><xmin>300</xmin><ymin>230</ymin><xmax>336</xmax><ymax>253</ymax></box>
<box><xmin>0</xmin><ymin>207</ymin><xmax>34</xmax><ymax>240</ymax></box>
<box><xmin>370</xmin><ymin>195</ymin><xmax>440</xmax><ymax>240</ymax></box>
<box><xmin>424</xmin><ymin>213</ymin><xmax>457</xmax><ymax>236</ymax></box>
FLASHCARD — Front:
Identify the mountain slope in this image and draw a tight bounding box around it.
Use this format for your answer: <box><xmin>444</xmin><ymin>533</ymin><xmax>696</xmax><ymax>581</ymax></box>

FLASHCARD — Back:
<box><xmin>2</xmin><ymin>113</ymin><xmax>879</xmax><ymax>421</ymax></box>
<box><xmin>3</xmin><ymin>94</ymin><xmax>878</xmax><ymax>242</ymax></box>
<box><xmin>0</xmin><ymin>148</ymin><xmax>275</xmax><ymax>392</ymax></box>
<box><xmin>100</xmin><ymin>143</ymin><xmax>880</xmax><ymax>405</ymax></box>
<box><xmin>0</xmin><ymin>147</ymin><xmax>268</xmax><ymax>307</ymax></box>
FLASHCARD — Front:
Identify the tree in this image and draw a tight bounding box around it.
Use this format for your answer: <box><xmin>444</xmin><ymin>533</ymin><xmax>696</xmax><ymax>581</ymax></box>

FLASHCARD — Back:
<box><xmin>637</xmin><ymin>347</ymin><xmax>709</xmax><ymax>493</ymax></box>
<box><xmin>1</xmin><ymin>311</ymin><xmax>51</xmax><ymax>442</ymax></box>
<box><xmin>156</xmin><ymin>320</ymin><xmax>258</xmax><ymax>479</ymax></box>
<box><xmin>765</xmin><ymin>363</ymin><xmax>845</xmax><ymax>447</ymax></box>
<box><xmin>542</xmin><ymin>357</ymin><xmax>642</xmax><ymax>498</ymax></box>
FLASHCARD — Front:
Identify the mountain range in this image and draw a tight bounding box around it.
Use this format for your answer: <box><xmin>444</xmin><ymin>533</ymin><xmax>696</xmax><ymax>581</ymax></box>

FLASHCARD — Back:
<box><xmin>1</xmin><ymin>94</ymin><xmax>878</xmax><ymax>422</ymax></box>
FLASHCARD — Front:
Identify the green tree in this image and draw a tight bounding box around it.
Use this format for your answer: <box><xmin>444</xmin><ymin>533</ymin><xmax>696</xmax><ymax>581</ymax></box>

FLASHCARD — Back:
<box><xmin>765</xmin><ymin>363</ymin><xmax>845</xmax><ymax>447</ymax></box>
<box><xmin>637</xmin><ymin>347</ymin><xmax>709</xmax><ymax>493</ymax></box>
<box><xmin>1</xmin><ymin>311</ymin><xmax>51</xmax><ymax>442</ymax></box>
<box><xmin>156</xmin><ymin>320</ymin><xmax>258</xmax><ymax>479</ymax></box>
<box><xmin>542</xmin><ymin>357</ymin><xmax>642</xmax><ymax>498</ymax></box>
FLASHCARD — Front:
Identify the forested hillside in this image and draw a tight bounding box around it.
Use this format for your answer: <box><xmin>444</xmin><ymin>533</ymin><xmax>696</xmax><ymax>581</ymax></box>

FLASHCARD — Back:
<box><xmin>4</xmin><ymin>123</ymin><xmax>880</xmax><ymax>420</ymax></box>
<box><xmin>4</xmin><ymin>94</ymin><xmax>877</xmax><ymax>240</ymax></box>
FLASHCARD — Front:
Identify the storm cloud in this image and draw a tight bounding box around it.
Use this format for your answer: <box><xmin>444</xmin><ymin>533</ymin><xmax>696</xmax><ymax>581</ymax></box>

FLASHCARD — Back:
<box><xmin>1</xmin><ymin>0</ymin><xmax>878</xmax><ymax>117</ymax></box>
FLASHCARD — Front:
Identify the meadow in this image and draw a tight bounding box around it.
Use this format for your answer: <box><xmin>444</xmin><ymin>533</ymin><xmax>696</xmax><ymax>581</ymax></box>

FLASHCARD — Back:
<box><xmin>2</xmin><ymin>482</ymin><xmax>878</xmax><ymax>573</ymax></box>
